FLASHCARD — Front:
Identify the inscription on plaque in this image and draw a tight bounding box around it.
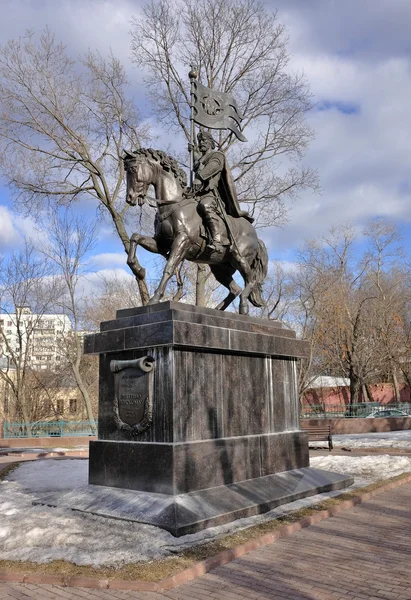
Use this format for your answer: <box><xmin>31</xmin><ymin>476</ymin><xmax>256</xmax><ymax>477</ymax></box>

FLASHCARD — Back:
<box><xmin>110</xmin><ymin>356</ymin><xmax>155</xmax><ymax>435</ymax></box>
<box><xmin>118</xmin><ymin>369</ymin><xmax>147</xmax><ymax>426</ymax></box>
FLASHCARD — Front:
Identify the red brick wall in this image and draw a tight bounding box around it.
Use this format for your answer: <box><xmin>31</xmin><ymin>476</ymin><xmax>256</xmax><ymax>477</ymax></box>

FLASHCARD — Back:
<box><xmin>0</xmin><ymin>436</ymin><xmax>96</xmax><ymax>448</ymax></box>
<box><xmin>303</xmin><ymin>383</ymin><xmax>411</xmax><ymax>408</ymax></box>
<box><xmin>301</xmin><ymin>417</ymin><xmax>411</xmax><ymax>434</ymax></box>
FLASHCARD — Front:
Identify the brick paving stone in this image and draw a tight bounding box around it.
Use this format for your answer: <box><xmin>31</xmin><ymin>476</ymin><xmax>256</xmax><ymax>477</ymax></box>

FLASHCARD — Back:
<box><xmin>1</xmin><ymin>482</ymin><xmax>411</xmax><ymax>599</ymax></box>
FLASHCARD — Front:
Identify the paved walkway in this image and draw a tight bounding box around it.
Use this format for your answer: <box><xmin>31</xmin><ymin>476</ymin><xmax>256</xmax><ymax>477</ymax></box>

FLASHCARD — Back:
<box><xmin>1</xmin><ymin>481</ymin><xmax>411</xmax><ymax>599</ymax></box>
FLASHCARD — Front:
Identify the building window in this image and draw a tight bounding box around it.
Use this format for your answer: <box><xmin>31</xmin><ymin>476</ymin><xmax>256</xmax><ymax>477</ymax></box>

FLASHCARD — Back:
<box><xmin>57</xmin><ymin>399</ymin><xmax>64</xmax><ymax>415</ymax></box>
<box><xmin>7</xmin><ymin>321</ymin><xmax>12</xmax><ymax>327</ymax></box>
<box><xmin>69</xmin><ymin>399</ymin><xmax>77</xmax><ymax>414</ymax></box>
<box><xmin>4</xmin><ymin>397</ymin><xmax>8</xmax><ymax>414</ymax></box>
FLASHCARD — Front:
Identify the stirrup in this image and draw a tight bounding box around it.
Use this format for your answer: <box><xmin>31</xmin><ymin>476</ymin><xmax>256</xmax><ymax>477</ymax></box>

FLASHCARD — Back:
<box><xmin>206</xmin><ymin>241</ymin><xmax>224</xmax><ymax>254</ymax></box>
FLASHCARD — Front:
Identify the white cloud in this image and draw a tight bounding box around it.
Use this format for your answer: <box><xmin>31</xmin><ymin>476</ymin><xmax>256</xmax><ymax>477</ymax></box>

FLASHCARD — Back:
<box><xmin>91</xmin><ymin>253</ymin><xmax>128</xmax><ymax>269</ymax></box>
<box><xmin>258</xmin><ymin>2</ymin><xmax>411</xmax><ymax>253</ymax></box>
<box><xmin>0</xmin><ymin>206</ymin><xmax>20</xmax><ymax>250</ymax></box>
<box><xmin>0</xmin><ymin>206</ymin><xmax>46</xmax><ymax>251</ymax></box>
<box><xmin>0</xmin><ymin>1</ymin><xmax>138</xmax><ymax>64</ymax></box>
<box><xmin>73</xmin><ymin>268</ymin><xmax>134</xmax><ymax>299</ymax></box>
<box><xmin>274</xmin><ymin>0</ymin><xmax>411</xmax><ymax>62</ymax></box>
<box><xmin>0</xmin><ymin>0</ymin><xmax>148</xmax><ymax>110</ymax></box>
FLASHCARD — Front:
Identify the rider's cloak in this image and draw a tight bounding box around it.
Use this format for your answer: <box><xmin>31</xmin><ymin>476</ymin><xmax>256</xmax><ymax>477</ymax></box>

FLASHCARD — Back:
<box><xmin>195</xmin><ymin>150</ymin><xmax>253</xmax><ymax>222</ymax></box>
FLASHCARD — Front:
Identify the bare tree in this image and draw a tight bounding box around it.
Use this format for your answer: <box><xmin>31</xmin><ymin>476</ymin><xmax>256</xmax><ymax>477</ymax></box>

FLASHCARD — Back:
<box><xmin>83</xmin><ymin>260</ymin><xmax>223</xmax><ymax>328</ymax></box>
<box><xmin>255</xmin><ymin>259</ymin><xmax>332</xmax><ymax>401</ymax></box>
<box><xmin>295</xmin><ymin>220</ymin><xmax>411</xmax><ymax>407</ymax></box>
<box><xmin>296</xmin><ymin>224</ymin><xmax>379</xmax><ymax>405</ymax></box>
<box><xmin>363</xmin><ymin>219</ymin><xmax>410</xmax><ymax>401</ymax></box>
<box><xmin>0</xmin><ymin>242</ymin><xmax>62</xmax><ymax>431</ymax></box>
<box><xmin>39</xmin><ymin>209</ymin><xmax>97</xmax><ymax>424</ymax></box>
<box><xmin>0</xmin><ymin>29</ymin><xmax>151</xmax><ymax>304</ymax></box>
<box><xmin>131</xmin><ymin>0</ymin><xmax>318</xmax><ymax>302</ymax></box>
<box><xmin>83</xmin><ymin>271</ymin><xmax>142</xmax><ymax>329</ymax></box>
<box><xmin>257</xmin><ymin>261</ymin><xmax>296</xmax><ymax>322</ymax></box>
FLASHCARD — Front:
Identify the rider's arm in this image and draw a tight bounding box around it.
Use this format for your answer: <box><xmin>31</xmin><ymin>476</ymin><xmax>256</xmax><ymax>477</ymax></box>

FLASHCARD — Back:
<box><xmin>196</xmin><ymin>153</ymin><xmax>224</xmax><ymax>186</ymax></box>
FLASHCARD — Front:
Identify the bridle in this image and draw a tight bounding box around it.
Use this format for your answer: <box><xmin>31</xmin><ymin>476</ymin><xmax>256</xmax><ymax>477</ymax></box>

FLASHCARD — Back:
<box><xmin>125</xmin><ymin>157</ymin><xmax>189</xmax><ymax>208</ymax></box>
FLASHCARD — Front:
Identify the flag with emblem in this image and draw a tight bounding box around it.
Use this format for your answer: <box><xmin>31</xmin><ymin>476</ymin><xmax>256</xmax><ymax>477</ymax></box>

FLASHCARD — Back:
<box><xmin>192</xmin><ymin>81</ymin><xmax>247</xmax><ymax>142</ymax></box>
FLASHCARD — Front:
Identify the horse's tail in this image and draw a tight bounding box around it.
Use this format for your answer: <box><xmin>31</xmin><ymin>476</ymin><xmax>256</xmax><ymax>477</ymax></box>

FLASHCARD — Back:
<box><xmin>249</xmin><ymin>239</ymin><xmax>268</xmax><ymax>308</ymax></box>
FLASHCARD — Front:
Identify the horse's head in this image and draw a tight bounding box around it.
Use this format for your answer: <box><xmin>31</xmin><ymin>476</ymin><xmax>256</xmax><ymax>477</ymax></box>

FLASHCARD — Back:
<box><xmin>123</xmin><ymin>150</ymin><xmax>154</xmax><ymax>206</ymax></box>
<box><xmin>124</xmin><ymin>148</ymin><xmax>188</xmax><ymax>205</ymax></box>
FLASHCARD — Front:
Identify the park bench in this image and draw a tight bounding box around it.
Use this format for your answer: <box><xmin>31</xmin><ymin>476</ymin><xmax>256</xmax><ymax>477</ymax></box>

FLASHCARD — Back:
<box><xmin>302</xmin><ymin>423</ymin><xmax>333</xmax><ymax>451</ymax></box>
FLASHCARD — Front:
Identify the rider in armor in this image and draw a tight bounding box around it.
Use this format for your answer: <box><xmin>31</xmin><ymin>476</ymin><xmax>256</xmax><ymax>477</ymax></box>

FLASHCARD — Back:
<box><xmin>192</xmin><ymin>131</ymin><xmax>253</xmax><ymax>253</ymax></box>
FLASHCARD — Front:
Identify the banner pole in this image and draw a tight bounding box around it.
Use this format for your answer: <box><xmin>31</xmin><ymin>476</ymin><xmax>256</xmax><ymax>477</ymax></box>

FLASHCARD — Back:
<box><xmin>188</xmin><ymin>66</ymin><xmax>198</xmax><ymax>190</ymax></box>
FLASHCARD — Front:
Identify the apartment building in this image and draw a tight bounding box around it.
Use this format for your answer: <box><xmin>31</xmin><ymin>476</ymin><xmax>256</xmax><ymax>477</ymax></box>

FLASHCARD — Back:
<box><xmin>0</xmin><ymin>306</ymin><xmax>72</xmax><ymax>370</ymax></box>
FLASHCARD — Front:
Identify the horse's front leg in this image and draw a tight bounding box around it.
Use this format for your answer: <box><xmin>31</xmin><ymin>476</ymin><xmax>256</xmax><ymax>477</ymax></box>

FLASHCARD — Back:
<box><xmin>149</xmin><ymin>234</ymin><xmax>191</xmax><ymax>304</ymax></box>
<box><xmin>127</xmin><ymin>233</ymin><xmax>161</xmax><ymax>280</ymax></box>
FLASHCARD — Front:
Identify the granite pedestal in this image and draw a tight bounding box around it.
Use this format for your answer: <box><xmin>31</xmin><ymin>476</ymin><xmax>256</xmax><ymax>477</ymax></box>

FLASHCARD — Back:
<box><xmin>42</xmin><ymin>302</ymin><xmax>353</xmax><ymax>536</ymax></box>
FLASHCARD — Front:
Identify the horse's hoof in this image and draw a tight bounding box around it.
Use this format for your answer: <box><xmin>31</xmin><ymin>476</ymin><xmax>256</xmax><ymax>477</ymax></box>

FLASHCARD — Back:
<box><xmin>239</xmin><ymin>303</ymin><xmax>249</xmax><ymax>315</ymax></box>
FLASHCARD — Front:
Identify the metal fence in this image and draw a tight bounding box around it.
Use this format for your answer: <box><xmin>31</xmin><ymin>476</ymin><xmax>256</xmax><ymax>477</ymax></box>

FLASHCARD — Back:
<box><xmin>301</xmin><ymin>402</ymin><xmax>411</xmax><ymax>419</ymax></box>
<box><xmin>3</xmin><ymin>419</ymin><xmax>97</xmax><ymax>438</ymax></box>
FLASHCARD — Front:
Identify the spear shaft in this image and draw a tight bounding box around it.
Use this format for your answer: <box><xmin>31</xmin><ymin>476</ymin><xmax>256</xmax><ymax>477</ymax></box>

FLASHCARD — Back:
<box><xmin>188</xmin><ymin>67</ymin><xmax>198</xmax><ymax>190</ymax></box>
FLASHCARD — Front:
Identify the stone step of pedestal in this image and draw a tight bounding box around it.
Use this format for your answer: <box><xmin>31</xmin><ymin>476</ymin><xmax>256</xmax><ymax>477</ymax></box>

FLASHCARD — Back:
<box><xmin>35</xmin><ymin>467</ymin><xmax>353</xmax><ymax>537</ymax></box>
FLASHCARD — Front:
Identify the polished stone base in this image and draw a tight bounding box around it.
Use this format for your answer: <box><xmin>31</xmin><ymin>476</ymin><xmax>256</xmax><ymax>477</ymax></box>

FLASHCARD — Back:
<box><xmin>89</xmin><ymin>432</ymin><xmax>309</xmax><ymax>495</ymax></box>
<box><xmin>83</xmin><ymin>302</ymin><xmax>334</xmax><ymax>536</ymax></box>
<box><xmin>36</xmin><ymin>467</ymin><xmax>354</xmax><ymax>537</ymax></box>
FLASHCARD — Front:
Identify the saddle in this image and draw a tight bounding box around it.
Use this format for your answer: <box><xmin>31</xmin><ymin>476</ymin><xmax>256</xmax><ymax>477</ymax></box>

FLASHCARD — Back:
<box><xmin>199</xmin><ymin>216</ymin><xmax>231</xmax><ymax>247</ymax></box>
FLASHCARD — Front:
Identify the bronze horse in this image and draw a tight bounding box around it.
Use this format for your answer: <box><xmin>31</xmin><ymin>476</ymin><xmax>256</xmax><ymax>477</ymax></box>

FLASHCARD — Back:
<box><xmin>124</xmin><ymin>148</ymin><xmax>268</xmax><ymax>314</ymax></box>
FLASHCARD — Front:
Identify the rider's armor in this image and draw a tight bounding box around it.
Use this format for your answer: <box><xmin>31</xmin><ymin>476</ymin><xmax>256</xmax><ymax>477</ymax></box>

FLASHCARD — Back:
<box><xmin>194</xmin><ymin>146</ymin><xmax>252</xmax><ymax>252</ymax></box>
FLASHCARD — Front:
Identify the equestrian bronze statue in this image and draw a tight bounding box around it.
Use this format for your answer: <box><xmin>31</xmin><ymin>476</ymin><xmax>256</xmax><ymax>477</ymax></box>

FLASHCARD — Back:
<box><xmin>124</xmin><ymin>141</ymin><xmax>267</xmax><ymax>315</ymax></box>
<box><xmin>124</xmin><ymin>70</ymin><xmax>268</xmax><ymax>315</ymax></box>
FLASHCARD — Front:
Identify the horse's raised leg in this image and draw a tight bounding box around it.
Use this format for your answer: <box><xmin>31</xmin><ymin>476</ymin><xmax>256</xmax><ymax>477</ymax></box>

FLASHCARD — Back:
<box><xmin>127</xmin><ymin>233</ymin><xmax>162</xmax><ymax>280</ymax></box>
<box><xmin>210</xmin><ymin>264</ymin><xmax>242</xmax><ymax>311</ymax></box>
<box><xmin>149</xmin><ymin>234</ymin><xmax>191</xmax><ymax>304</ymax></box>
<box><xmin>127</xmin><ymin>233</ymin><xmax>145</xmax><ymax>280</ymax></box>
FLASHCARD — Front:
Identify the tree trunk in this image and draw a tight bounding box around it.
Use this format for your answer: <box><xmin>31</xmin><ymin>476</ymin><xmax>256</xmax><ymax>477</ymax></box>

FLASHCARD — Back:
<box><xmin>19</xmin><ymin>391</ymin><xmax>32</xmax><ymax>437</ymax></box>
<box><xmin>365</xmin><ymin>382</ymin><xmax>374</xmax><ymax>403</ymax></box>
<box><xmin>196</xmin><ymin>264</ymin><xmax>208</xmax><ymax>307</ymax></box>
<box><xmin>392</xmin><ymin>368</ymin><xmax>400</xmax><ymax>403</ymax></box>
<box><xmin>349</xmin><ymin>371</ymin><xmax>361</xmax><ymax>406</ymax></box>
<box><xmin>72</xmin><ymin>364</ymin><xmax>96</xmax><ymax>430</ymax></box>
<box><xmin>72</xmin><ymin>334</ymin><xmax>96</xmax><ymax>430</ymax></box>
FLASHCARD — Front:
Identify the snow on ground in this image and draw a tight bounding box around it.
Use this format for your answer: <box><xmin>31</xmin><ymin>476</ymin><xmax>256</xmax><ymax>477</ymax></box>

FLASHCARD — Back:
<box><xmin>310</xmin><ymin>430</ymin><xmax>411</xmax><ymax>450</ymax></box>
<box><xmin>0</xmin><ymin>453</ymin><xmax>410</xmax><ymax>567</ymax></box>
<box><xmin>0</xmin><ymin>446</ymin><xmax>89</xmax><ymax>455</ymax></box>
<box><xmin>310</xmin><ymin>454</ymin><xmax>411</xmax><ymax>480</ymax></box>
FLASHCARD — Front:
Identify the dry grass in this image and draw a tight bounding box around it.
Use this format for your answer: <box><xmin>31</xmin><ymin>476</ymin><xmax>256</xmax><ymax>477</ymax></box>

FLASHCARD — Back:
<box><xmin>0</xmin><ymin>470</ymin><xmax>410</xmax><ymax>582</ymax></box>
<box><xmin>0</xmin><ymin>463</ymin><xmax>20</xmax><ymax>479</ymax></box>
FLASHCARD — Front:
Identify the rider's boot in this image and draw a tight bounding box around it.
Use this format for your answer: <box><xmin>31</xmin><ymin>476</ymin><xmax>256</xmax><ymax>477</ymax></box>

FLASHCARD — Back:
<box><xmin>203</xmin><ymin>213</ymin><xmax>224</xmax><ymax>253</ymax></box>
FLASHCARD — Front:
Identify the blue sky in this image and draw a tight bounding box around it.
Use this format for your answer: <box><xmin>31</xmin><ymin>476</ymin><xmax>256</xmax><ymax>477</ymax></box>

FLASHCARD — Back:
<box><xmin>0</xmin><ymin>0</ymin><xmax>411</xmax><ymax>283</ymax></box>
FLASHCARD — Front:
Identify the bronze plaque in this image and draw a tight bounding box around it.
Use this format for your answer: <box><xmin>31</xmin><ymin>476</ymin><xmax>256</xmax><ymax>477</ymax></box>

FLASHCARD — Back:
<box><xmin>111</xmin><ymin>357</ymin><xmax>155</xmax><ymax>435</ymax></box>
<box><xmin>117</xmin><ymin>367</ymin><xmax>147</xmax><ymax>426</ymax></box>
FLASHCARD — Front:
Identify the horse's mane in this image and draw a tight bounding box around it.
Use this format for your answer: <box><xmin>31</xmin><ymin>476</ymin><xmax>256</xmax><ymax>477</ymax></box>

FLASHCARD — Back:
<box><xmin>129</xmin><ymin>148</ymin><xmax>187</xmax><ymax>188</ymax></box>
